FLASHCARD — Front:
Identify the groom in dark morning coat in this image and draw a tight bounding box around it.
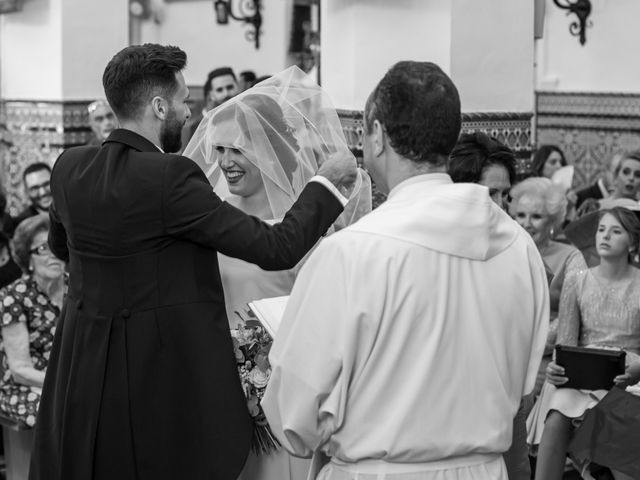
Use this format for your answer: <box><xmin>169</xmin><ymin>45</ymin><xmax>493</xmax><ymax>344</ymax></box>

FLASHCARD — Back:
<box><xmin>29</xmin><ymin>44</ymin><xmax>355</xmax><ymax>480</ymax></box>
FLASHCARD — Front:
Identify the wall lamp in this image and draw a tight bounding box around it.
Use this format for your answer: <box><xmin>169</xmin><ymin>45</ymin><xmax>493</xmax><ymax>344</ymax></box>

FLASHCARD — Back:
<box><xmin>553</xmin><ymin>0</ymin><xmax>592</xmax><ymax>46</ymax></box>
<box><xmin>214</xmin><ymin>0</ymin><xmax>262</xmax><ymax>50</ymax></box>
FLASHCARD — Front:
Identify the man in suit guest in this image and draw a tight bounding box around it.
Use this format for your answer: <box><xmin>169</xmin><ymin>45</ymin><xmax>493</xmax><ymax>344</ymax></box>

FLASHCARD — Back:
<box><xmin>180</xmin><ymin>67</ymin><xmax>239</xmax><ymax>149</ymax></box>
<box><xmin>86</xmin><ymin>99</ymin><xmax>117</xmax><ymax>146</ymax></box>
<box><xmin>207</xmin><ymin>66</ymin><xmax>239</xmax><ymax>109</ymax></box>
<box><xmin>11</xmin><ymin>162</ymin><xmax>52</xmax><ymax>234</ymax></box>
<box><xmin>29</xmin><ymin>43</ymin><xmax>355</xmax><ymax>480</ymax></box>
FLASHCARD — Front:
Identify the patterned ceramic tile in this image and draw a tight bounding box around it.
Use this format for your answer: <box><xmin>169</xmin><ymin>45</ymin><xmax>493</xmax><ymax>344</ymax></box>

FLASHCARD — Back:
<box><xmin>337</xmin><ymin>109</ymin><xmax>533</xmax><ymax>207</ymax></box>
<box><xmin>337</xmin><ymin>109</ymin><xmax>533</xmax><ymax>158</ymax></box>
<box><xmin>535</xmin><ymin>92</ymin><xmax>640</xmax><ymax>188</ymax></box>
<box><xmin>460</xmin><ymin>112</ymin><xmax>533</xmax><ymax>177</ymax></box>
<box><xmin>0</xmin><ymin>100</ymin><xmax>93</xmax><ymax>216</ymax></box>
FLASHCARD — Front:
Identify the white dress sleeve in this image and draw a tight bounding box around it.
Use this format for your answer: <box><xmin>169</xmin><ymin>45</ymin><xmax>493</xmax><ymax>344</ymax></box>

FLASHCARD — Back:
<box><xmin>262</xmin><ymin>237</ymin><xmax>351</xmax><ymax>458</ymax></box>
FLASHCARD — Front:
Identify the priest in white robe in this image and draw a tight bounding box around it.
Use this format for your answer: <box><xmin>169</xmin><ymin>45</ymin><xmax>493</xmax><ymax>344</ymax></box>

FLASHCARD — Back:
<box><xmin>262</xmin><ymin>61</ymin><xmax>549</xmax><ymax>480</ymax></box>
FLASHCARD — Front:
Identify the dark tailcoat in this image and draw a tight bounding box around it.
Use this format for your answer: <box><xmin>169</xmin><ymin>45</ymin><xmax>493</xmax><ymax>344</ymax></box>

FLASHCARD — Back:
<box><xmin>29</xmin><ymin>129</ymin><xmax>342</xmax><ymax>480</ymax></box>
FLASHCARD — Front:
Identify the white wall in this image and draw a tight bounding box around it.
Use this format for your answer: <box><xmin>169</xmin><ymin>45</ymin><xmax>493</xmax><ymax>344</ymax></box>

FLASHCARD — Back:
<box><xmin>451</xmin><ymin>0</ymin><xmax>534</xmax><ymax>112</ymax></box>
<box><xmin>321</xmin><ymin>0</ymin><xmax>534</xmax><ymax>113</ymax></box>
<box><xmin>140</xmin><ymin>0</ymin><xmax>293</xmax><ymax>88</ymax></box>
<box><xmin>0</xmin><ymin>0</ymin><xmax>63</xmax><ymax>100</ymax></box>
<box><xmin>537</xmin><ymin>0</ymin><xmax>640</xmax><ymax>92</ymax></box>
<box><xmin>321</xmin><ymin>0</ymin><xmax>452</xmax><ymax>111</ymax></box>
<box><xmin>0</xmin><ymin>0</ymin><xmax>128</xmax><ymax>100</ymax></box>
<box><xmin>62</xmin><ymin>0</ymin><xmax>129</xmax><ymax>99</ymax></box>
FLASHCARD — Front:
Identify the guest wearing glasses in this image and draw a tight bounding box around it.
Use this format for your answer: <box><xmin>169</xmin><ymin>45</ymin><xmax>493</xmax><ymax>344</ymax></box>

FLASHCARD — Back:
<box><xmin>0</xmin><ymin>215</ymin><xmax>65</xmax><ymax>427</ymax></box>
<box><xmin>11</xmin><ymin>163</ymin><xmax>52</xmax><ymax>233</ymax></box>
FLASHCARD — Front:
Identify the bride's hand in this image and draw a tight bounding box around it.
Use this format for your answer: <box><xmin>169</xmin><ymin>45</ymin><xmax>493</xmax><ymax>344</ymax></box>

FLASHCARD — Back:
<box><xmin>317</xmin><ymin>152</ymin><xmax>357</xmax><ymax>198</ymax></box>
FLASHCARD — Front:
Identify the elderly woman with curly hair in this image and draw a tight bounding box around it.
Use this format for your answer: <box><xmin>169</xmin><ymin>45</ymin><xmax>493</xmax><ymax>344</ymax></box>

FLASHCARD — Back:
<box><xmin>510</xmin><ymin>177</ymin><xmax>585</xmax><ymax>277</ymax></box>
<box><xmin>0</xmin><ymin>214</ymin><xmax>65</xmax><ymax>427</ymax></box>
<box><xmin>510</xmin><ymin>177</ymin><xmax>587</xmax><ymax>394</ymax></box>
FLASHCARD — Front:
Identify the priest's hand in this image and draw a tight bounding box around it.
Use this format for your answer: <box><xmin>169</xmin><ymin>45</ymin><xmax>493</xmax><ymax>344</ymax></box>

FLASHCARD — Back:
<box><xmin>317</xmin><ymin>151</ymin><xmax>357</xmax><ymax>198</ymax></box>
<box><xmin>546</xmin><ymin>361</ymin><xmax>568</xmax><ymax>386</ymax></box>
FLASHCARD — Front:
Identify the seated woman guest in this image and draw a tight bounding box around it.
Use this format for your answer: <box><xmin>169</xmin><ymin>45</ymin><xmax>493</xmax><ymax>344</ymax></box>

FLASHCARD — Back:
<box><xmin>510</xmin><ymin>177</ymin><xmax>586</xmax><ymax>302</ymax></box>
<box><xmin>527</xmin><ymin>206</ymin><xmax>640</xmax><ymax>480</ymax></box>
<box><xmin>183</xmin><ymin>66</ymin><xmax>370</xmax><ymax>480</ymax></box>
<box><xmin>449</xmin><ymin>132</ymin><xmax>531</xmax><ymax>480</ymax></box>
<box><xmin>510</xmin><ymin>178</ymin><xmax>587</xmax><ymax>400</ymax></box>
<box><xmin>603</xmin><ymin>150</ymin><xmax>640</xmax><ymax>203</ymax></box>
<box><xmin>532</xmin><ymin>144</ymin><xmax>567</xmax><ymax>180</ymax></box>
<box><xmin>448</xmin><ymin>131</ymin><xmax>515</xmax><ymax>211</ymax></box>
<box><xmin>575</xmin><ymin>151</ymin><xmax>640</xmax><ymax>219</ymax></box>
<box><xmin>0</xmin><ymin>215</ymin><xmax>65</xmax><ymax>427</ymax></box>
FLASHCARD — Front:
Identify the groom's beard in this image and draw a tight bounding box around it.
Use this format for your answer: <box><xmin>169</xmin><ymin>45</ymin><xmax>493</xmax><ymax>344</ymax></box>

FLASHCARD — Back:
<box><xmin>160</xmin><ymin>107</ymin><xmax>184</xmax><ymax>153</ymax></box>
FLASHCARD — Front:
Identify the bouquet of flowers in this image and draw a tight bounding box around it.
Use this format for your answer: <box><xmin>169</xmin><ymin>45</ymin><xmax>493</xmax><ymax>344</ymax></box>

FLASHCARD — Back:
<box><xmin>230</xmin><ymin>314</ymin><xmax>281</xmax><ymax>454</ymax></box>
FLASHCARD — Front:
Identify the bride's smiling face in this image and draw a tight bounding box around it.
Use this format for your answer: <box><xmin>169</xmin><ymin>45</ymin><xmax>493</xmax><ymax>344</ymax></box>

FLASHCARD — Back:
<box><xmin>216</xmin><ymin>145</ymin><xmax>264</xmax><ymax>198</ymax></box>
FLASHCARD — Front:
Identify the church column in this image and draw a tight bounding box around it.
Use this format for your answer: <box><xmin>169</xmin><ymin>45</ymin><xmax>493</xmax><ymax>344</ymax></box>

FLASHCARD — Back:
<box><xmin>0</xmin><ymin>0</ymin><xmax>128</xmax><ymax>214</ymax></box>
<box><xmin>320</xmin><ymin>0</ymin><xmax>535</xmax><ymax>174</ymax></box>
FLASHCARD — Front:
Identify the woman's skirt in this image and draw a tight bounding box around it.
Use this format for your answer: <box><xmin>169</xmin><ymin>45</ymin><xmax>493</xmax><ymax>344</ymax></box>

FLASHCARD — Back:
<box><xmin>526</xmin><ymin>381</ymin><xmax>607</xmax><ymax>447</ymax></box>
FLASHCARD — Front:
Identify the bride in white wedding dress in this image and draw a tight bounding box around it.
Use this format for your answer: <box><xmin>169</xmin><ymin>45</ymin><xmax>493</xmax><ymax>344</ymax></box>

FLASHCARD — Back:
<box><xmin>183</xmin><ymin>66</ymin><xmax>371</xmax><ymax>480</ymax></box>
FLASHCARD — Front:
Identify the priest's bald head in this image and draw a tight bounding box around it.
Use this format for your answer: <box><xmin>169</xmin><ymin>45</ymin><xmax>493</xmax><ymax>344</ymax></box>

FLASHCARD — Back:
<box><xmin>362</xmin><ymin>61</ymin><xmax>461</xmax><ymax>194</ymax></box>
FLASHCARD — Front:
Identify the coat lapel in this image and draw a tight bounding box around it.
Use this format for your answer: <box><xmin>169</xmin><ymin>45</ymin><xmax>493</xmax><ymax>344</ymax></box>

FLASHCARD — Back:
<box><xmin>103</xmin><ymin>129</ymin><xmax>162</xmax><ymax>153</ymax></box>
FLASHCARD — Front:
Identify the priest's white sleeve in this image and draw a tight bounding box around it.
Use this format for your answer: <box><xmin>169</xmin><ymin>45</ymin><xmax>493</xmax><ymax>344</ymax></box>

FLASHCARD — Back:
<box><xmin>262</xmin><ymin>237</ymin><xmax>350</xmax><ymax>458</ymax></box>
<box><xmin>523</xmin><ymin>241</ymin><xmax>550</xmax><ymax>395</ymax></box>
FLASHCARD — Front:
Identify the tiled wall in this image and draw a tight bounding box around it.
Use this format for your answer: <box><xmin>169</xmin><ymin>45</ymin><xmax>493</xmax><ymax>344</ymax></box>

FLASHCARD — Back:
<box><xmin>339</xmin><ymin>109</ymin><xmax>533</xmax><ymax>161</ymax></box>
<box><xmin>338</xmin><ymin>109</ymin><xmax>533</xmax><ymax>206</ymax></box>
<box><xmin>4</xmin><ymin>93</ymin><xmax>638</xmax><ymax>215</ymax></box>
<box><xmin>535</xmin><ymin>92</ymin><xmax>640</xmax><ymax>189</ymax></box>
<box><xmin>0</xmin><ymin>100</ymin><xmax>93</xmax><ymax>216</ymax></box>
<box><xmin>1</xmin><ymin>100</ymin><xmax>535</xmax><ymax>213</ymax></box>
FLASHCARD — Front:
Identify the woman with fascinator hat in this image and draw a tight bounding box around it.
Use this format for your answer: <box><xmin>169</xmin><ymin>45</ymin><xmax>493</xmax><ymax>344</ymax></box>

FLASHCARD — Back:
<box><xmin>183</xmin><ymin>66</ymin><xmax>371</xmax><ymax>480</ymax></box>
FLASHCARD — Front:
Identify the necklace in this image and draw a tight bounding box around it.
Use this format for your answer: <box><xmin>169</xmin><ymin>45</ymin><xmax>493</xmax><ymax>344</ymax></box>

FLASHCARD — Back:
<box><xmin>591</xmin><ymin>268</ymin><xmax>632</xmax><ymax>293</ymax></box>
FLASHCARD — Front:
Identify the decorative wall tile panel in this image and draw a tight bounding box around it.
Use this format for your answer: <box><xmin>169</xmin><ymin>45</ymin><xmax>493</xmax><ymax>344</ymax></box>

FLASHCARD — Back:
<box><xmin>337</xmin><ymin>109</ymin><xmax>533</xmax><ymax>207</ymax></box>
<box><xmin>337</xmin><ymin>109</ymin><xmax>533</xmax><ymax>157</ymax></box>
<box><xmin>0</xmin><ymin>100</ymin><xmax>93</xmax><ymax>216</ymax></box>
<box><xmin>535</xmin><ymin>92</ymin><xmax>640</xmax><ymax>189</ymax></box>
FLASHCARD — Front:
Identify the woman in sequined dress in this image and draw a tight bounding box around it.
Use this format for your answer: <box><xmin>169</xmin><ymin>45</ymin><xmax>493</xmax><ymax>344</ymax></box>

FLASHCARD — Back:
<box><xmin>527</xmin><ymin>206</ymin><xmax>640</xmax><ymax>480</ymax></box>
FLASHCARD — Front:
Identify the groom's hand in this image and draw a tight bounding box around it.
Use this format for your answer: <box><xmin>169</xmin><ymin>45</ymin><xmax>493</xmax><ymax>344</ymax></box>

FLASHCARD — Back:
<box><xmin>317</xmin><ymin>152</ymin><xmax>357</xmax><ymax>198</ymax></box>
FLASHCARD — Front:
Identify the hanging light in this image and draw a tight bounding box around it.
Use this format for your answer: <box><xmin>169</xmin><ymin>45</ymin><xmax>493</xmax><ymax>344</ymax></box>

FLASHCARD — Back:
<box><xmin>213</xmin><ymin>0</ymin><xmax>262</xmax><ymax>50</ymax></box>
<box><xmin>553</xmin><ymin>0</ymin><xmax>592</xmax><ymax>46</ymax></box>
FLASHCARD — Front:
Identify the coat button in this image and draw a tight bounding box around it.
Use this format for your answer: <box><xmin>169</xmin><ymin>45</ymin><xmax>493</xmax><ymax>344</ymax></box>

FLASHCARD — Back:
<box><xmin>120</xmin><ymin>309</ymin><xmax>131</xmax><ymax>319</ymax></box>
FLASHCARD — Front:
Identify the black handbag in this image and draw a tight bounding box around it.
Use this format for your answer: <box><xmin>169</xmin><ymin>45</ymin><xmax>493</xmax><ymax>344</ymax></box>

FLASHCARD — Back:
<box><xmin>555</xmin><ymin>345</ymin><xmax>625</xmax><ymax>390</ymax></box>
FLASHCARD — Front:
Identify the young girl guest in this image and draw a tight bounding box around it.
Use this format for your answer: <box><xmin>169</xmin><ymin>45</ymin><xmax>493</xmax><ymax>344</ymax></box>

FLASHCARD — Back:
<box><xmin>528</xmin><ymin>206</ymin><xmax>640</xmax><ymax>480</ymax></box>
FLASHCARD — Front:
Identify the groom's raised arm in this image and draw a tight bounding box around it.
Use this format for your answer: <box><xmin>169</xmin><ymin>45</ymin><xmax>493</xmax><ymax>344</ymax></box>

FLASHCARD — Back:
<box><xmin>162</xmin><ymin>154</ymin><xmax>353</xmax><ymax>270</ymax></box>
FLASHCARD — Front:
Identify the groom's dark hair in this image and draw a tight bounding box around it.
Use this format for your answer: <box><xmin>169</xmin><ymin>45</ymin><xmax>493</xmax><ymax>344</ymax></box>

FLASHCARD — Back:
<box><xmin>103</xmin><ymin>43</ymin><xmax>187</xmax><ymax>120</ymax></box>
